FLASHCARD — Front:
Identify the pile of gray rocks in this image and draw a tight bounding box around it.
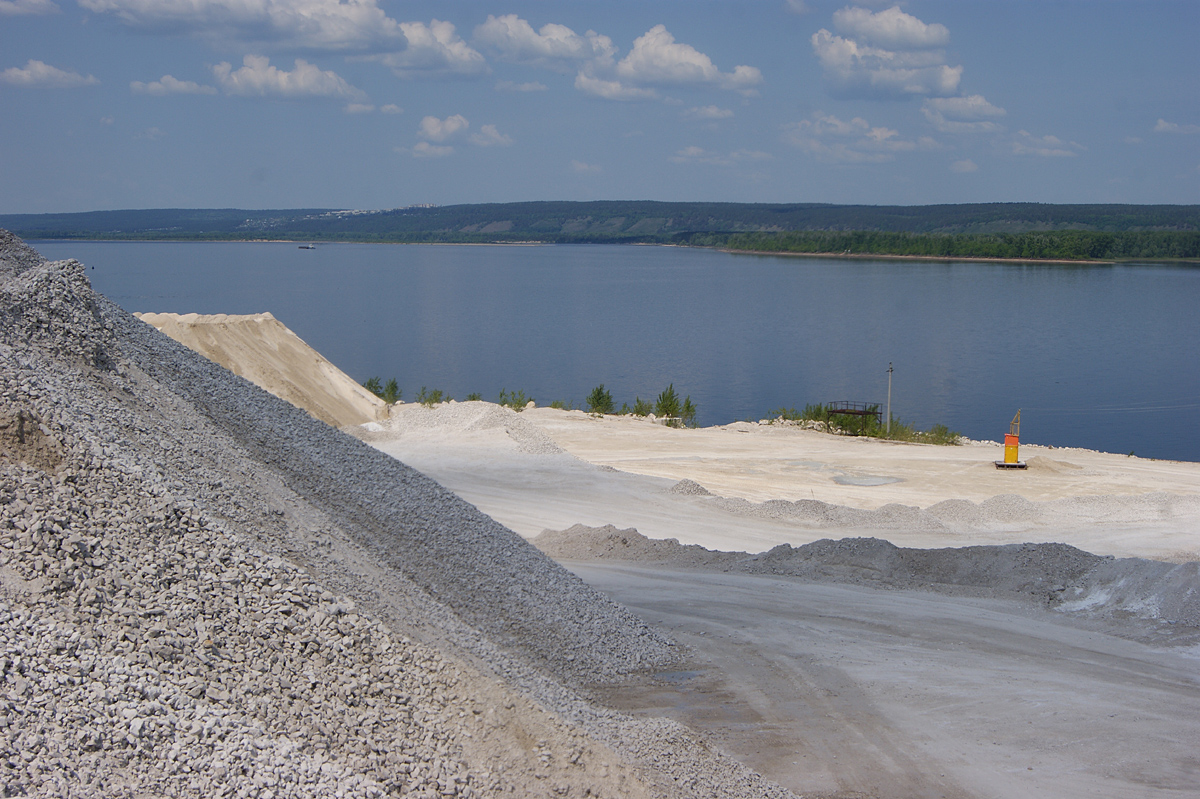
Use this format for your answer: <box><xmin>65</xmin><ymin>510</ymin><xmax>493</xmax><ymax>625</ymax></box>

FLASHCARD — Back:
<box><xmin>0</xmin><ymin>230</ymin><xmax>799</xmax><ymax>799</ymax></box>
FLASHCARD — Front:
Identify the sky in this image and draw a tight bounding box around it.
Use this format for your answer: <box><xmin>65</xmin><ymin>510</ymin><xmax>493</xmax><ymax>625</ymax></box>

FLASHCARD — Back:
<box><xmin>2</xmin><ymin>0</ymin><xmax>1198</xmax><ymax>213</ymax></box>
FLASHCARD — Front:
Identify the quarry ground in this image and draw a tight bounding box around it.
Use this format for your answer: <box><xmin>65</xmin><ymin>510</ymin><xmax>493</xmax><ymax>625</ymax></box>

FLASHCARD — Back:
<box><xmin>363</xmin><ymin>403</ymin><xmax>1200</xmax><ymax>799</ymax></box>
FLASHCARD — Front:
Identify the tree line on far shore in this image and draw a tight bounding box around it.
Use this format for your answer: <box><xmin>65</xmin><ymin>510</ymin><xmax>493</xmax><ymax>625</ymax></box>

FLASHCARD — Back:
<box><xmin>361</xmin><ymin>380</ymin><xmax>698</xmax><ymax>427</ymax></box>
<box><xmin>706</xmin><ymin>229</ymin><xmax>1200</xmax><ymax>261</ymax></box>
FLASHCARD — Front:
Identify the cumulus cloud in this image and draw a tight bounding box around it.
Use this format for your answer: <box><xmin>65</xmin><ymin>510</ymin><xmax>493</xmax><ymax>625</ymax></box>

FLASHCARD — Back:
<box><xmin>951</xmin><ymin>159</ymin><xmax>978</xmax><ymax>173</ymax></box>
<box><xmin>1</xmin><ymin>59</ymin><xmax>98</xmax><ymax>88</ymax></box>
<box><xmin>785</xmin><ymin>111</ymin><xmax>922</xmax><ymax>162</ymax></box>
<box><xmin>1154</xmin><ymin>119</ymin><xmax>1200</xmax><ymax>134</ymax></box>
<box><xmin>474</xmin><ymin>14</ymin><xmax>615</xmax><ymax>72</ymax></box>
<box><xmin>380</xmin><ymin>103</ymin><xmax>402</xmax><ymax>114</ymax></box>
<box><xmin>418</xmin><ymin>114</ymin><xmax>468</xmax><ymax>141</ymax></box>
<box><xmin>685</xmin><ymin>105</ymin><xmax>733</xmax><ymax>120</ymax></box>
<box><xmin>812</xmin><ymin>5</ymin><xmax>961</xmax><ymax>98</ymax></box>
<box><xmin>469</xmin><ymin>124</ymin><xmax>512</xmax><ymax>147</ymax></box>
<box><xmin>369</xmin><ymin>20</ymin><xmax>486</xmax><ymax>78</ymax></box>
<box><xmin>0</xmin><ymin>0</ymin><xmax>58</xmax><ymax>15</ymax></box>
<box><xmin>212</xmin><ymin>55</ymin><xmax>365</xmax><ymax>100</ymax></box>
<box><xmin>410</xmin><ymin>141</ymin><xmax>453</xmax><ymax>157</ymax></box>
<box><xmin>78</xmin><ymin>0</ymin><xmax>404</xmax><ymax>50</ymax></box>
<box><xmin>670</xmin><ymin>146</ymin><xmax>770</xmax><ymax>166</ymax></box>
<box><xmin>833</xmin><ymin>5</ymin><xmax>949</xmax><ymax>50</ymax></box>
<box><xmin>1011</xmin><ymin>130</ymin><xmax>1084</xmax><ymax>157</ymax></box>
<box><xmin>496</xmin><ymin>80</ymin><xmax>547</xmax><ymax>92</ymax></box>
<box><xmin>786</xmin><ymin>0</ymin><xmax>812</xmax><ymax>15</ymax></box>
<box><xmin>616</xmin><ymin>25</ymin><xmax>762</xmax><ymax>92</ymax></box>
<box><xmin>571</xmin><ymin>160</ymin><xmax>601</xmax><ymax>174</ymax></box>
<box><xmin>131</xmin><ymin>74</ymin><xmax>216</xmax><ymax>95</ymax></box>
<box><xmin>574</xmin><ymin>72</ymin><xmax>657</xmax><ymax>101</ymax></box>
<box><xmin>922</xmin><ymin>94</ymin><xmax>1006</xmax><ymax>133</ymax></box>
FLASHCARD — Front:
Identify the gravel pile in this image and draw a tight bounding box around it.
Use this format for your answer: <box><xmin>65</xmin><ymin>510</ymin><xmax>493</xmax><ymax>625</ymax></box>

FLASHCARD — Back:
<box><xmin>0</xmin><ymin>232</ymin><xmax>801</xmax><ymax>799</ymax></box>
<box><xmin>535</xmin><ymin>525</ymin><xmax>1200</xmax><ymax>641</ymax></box>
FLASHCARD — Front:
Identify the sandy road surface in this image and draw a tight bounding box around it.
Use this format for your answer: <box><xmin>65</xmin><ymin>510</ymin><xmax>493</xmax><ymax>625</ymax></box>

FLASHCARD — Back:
<box><xmin>571</xmin><ymin>562</ymin><xmax>1200</xmax><ymax>799</ymax></box>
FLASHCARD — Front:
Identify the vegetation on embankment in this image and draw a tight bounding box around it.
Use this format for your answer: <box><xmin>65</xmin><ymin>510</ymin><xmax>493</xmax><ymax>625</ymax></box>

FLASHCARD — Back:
<box><xmin>771</xmin><ymin>403</ymin><xmax>961</xmax><ymax>445</ymax></box>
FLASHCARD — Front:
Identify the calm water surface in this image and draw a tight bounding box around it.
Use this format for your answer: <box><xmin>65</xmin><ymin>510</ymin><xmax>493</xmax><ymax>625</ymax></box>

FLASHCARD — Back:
<box><xmin>34</xmin><ymin>241</ymin><xmax>1200</xmax><ymax>462</ymax></box>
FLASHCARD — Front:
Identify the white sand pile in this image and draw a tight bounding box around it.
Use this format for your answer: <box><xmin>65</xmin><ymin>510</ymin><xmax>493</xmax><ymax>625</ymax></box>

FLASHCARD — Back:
<box><xmin>0</xmin><ymin>231</ymin><xmax>798</xmax><ymax>799</ymax></box>
<box><xmin>137</xmin><ymin>311</ymin><xmax>389</xmax><ymax>428</ymax></box>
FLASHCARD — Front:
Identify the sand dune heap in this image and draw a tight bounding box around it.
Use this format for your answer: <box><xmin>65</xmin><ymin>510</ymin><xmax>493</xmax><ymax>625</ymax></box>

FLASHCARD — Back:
<box><xmin>0</xmin><ymin>230</ymin><xmax>795</xmax><ymax>798</ymax></box>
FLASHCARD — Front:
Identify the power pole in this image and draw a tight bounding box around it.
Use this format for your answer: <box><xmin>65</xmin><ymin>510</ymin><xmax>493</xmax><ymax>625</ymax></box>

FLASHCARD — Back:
<box><xmin>886</xmin><ymin>362</ymin><xmax>893</xmax><ymax>435</ymax></box>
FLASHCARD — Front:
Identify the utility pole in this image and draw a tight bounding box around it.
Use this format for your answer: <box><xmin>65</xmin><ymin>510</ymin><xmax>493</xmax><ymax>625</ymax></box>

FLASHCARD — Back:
<box><xmin>886</xmin><ymin>362</ymin><xmax>893</xmax><ymax>435</ymax></box>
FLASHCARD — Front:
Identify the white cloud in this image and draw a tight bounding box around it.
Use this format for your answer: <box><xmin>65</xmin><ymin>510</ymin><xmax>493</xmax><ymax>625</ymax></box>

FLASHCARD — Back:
<box><xmin>685</xmin><ymin>105</ymin><xmax>733</xmax><ymax>120</ymax></box>
<box><xmin>469</xmin><ymin>124</ymin><xmax>512</xmax><ymax>147</ymax></box>
<box><xmin>1</xmin><ymin>59</ymin><xmax>98</xmax><ymax>88</ymax></box>
<box><xmin>0</xmin><ymin>0</ymin><xmax>58</xmax><ymax>15</ymax></box>
<box><xmin>380</xmin><ymin>103</ymin><xmax>402</xmax><ymax>114</ymax></box>
<box><xmin>833</xmin><ymin>5</ymin><xmax>949</xmax><ymax>50</ymax></box>
<box><xmin>371</xmin><ymin>20</ymin><xmax>486</xmax><ymax>78</ymax></box>
<box><xmin>811</xmin><ymin>6</ymin><xmax>961</xmax><ymax>99</ymax></box>
<box><xmin>671</xmin><ymin>146</ymin><xmax>770</xmax><ymax>166</ymax></box>
<box><xmin>786</xmin><ymin>0</ymin><xmax>812</xmax><ymax>15</ymax></box>
<box><xmin>951</xmin><ymin>159</ymin><xmax>978</xmax><ymax>173</ymax></box>
<box><xmin>137</xmin><ymin>126</ymin><xmax>165</xmax><ymax>140</ymax></box>
<box><xmin>574</xmin><ymin>72</ymin><xmax>657</xmax><ymax>101</ymax></box>
<box><xmin>496</xmin><ymin>80</ymin><xmax>547</xmax><ymax>92</ymax></box>
<box><xmin>785</xmin><ymin>111</ymin><xmax>921</xmax><ymax>162</ymax></box>
<box><xmin>1011</xmin><ymin>130</ymin><xmax>1084</xmax><ymax>157</ymax></box>
<box><xmin>131</xmin><ymin>74</ymin><xmax>216</xmax><ymax>95</ymax></box>
<box><xmin>344</xmin><ymin>102</ymin><xmax>374</xmax><ymax>113</ymax></box>
<box><xmin>1154</xmin><ymin>118</ymin><xmax>1200</xmax><ymax>134</ymax></box>
<box><xmin>418</xmin><ymin>114</ymin><xmax>468</xmax><ymax>141</ymax></box>
<box><xmin>615</xmin><ymin>25</ymin><xmax>762</xmax><ymax>92</ymax></box>
<box><xmin>571</xmin><ymin>160</ymin><xmax>601</xmax><ymax>174</ymax></box>
<box><xmin>410</xmin><ymin>141</ymin><xmax>453</xmax><ymax>158</ymax></box>
<box><xmin>212</xmin><ymin>55</ymin><xmax>365</xmax><ymax>100</ymax></box>
<box><xmin>473</xmin><ymin>14</ymin><xmax>615</xmax><ymax>72</ymax></box>
<box><xmin>77</xmin><ymin>0</ymin><xmax>403</xmax><ymax>50</ymax></box>
<box><xmin>100</xmin><ymin>115</ymin><xmax>114</xmax><ymax>124</ymax></box>
<box><xmin>922</xmin><ymin>94</ymin><xmax>1006</xmax><ymax>133</ymax></box>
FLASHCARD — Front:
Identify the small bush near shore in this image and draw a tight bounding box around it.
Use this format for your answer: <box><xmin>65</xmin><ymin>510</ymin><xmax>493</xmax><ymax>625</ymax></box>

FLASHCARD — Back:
<box><xmin>586</xmin><ymin>384</ymin><xmax>615</xmax><ymax>414</ymax></box>
<box><xmin>771</xmin><ymin>403</ymin><xmax>960</xmax><ymax>445</ymax></box>
<box><xmin>416</xmin><ymin>386</ymin><xmax>446</xmax><ymax>406</ymax></box>
<box><xmin>498</xmin><ymin>388</ymin><xmax>532</xmax><ymax>410</ymax></box>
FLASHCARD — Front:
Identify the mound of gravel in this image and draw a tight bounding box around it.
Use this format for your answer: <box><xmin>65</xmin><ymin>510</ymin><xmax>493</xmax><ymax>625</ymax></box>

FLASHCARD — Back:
<box><xmin>535</xmin><ymin>525</ymin><xmax>1200</xmax><ymax>639</ymax></box>
<box><xmin>0</xmin><ymin>233</ymin><xmax>800</xmax><ymax>799</ymax></box>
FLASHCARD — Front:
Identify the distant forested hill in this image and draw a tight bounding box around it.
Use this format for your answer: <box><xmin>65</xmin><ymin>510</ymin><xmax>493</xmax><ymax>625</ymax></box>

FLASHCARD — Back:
<box><xmin>3</xmin><ymin>201</ymin><xmax>1198</xmax><ymax>260</ymax></box>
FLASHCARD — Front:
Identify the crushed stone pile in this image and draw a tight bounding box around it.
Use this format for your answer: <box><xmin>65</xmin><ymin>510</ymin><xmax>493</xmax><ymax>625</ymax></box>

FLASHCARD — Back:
<box><xmin>0</xmin><ymin>231</ymin><xmax>800</xmax><ymax>799</ymax></box>
<box><xmin>534</xmin><ymin>525</ymin><xmax>1200</xmax><ymax>644</ymax></box>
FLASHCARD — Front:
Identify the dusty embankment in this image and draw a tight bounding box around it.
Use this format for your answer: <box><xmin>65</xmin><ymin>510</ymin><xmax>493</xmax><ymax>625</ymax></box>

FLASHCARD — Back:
<box><xmin>0</xmin><ymin>230</ymin><xmax>796</xmax><ymax>799</ymax></box>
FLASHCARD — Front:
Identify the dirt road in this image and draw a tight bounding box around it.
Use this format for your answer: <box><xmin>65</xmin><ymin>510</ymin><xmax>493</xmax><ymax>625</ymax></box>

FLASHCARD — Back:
<box><xmin>572</xmin><ymin>562</ymin><xmax>1200</xmax><ymax>799</ymax></box>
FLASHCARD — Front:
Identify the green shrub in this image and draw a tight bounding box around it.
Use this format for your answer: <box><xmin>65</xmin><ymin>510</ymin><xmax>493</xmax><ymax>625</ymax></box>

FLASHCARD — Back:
<box><xmin>586</xmin><ymin>384</ymin><xmax>615</xmax><ymax>414</ymax></box>
<box><xmin>681</xmin><ymin>396</ymin><xmax>697</xmax><ymax>427</ymax></box>
<box><xmin>631</xmin><ymin>397</ymin><xmax>653</xmax><ymax>416</ymax></box>
<box><xmin>415</xmin><ymin>386</ymin><xmax>446</xmax><ymax>407</ymax></box>
<box><xmin>549</xmin><ymin>399</ymin><xmax>573</xmax><ymax>410</ymax></box>
<box><xmin>655</xmin><ymin>384</ymin><xmax>681</xmax><ymax>423</ymax></box>
<box><xmin>465</xmin><ymin>392</ymin><xmax>482</xmax><ymax>401</ymax></box>
<box><xmin>498</xmin><ymin>388</ymin><xmax>532</xmax><ymax>411</ymax></box>
<box><xmin>382</xmin><ymin>378</ymin><xmax>400</xmax><ymax>404</ymax></box>
<box><xmin>363</xmin><ymin>377</ymin><xmax>383</xmax><ymax>397</ymax></box>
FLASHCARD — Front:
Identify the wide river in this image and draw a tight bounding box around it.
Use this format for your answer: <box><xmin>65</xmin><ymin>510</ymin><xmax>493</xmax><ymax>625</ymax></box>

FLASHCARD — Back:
<box><xmin>33</xmin><ymin>241</ymin><xmax>1200</xmax><ymax>463</ymax></box>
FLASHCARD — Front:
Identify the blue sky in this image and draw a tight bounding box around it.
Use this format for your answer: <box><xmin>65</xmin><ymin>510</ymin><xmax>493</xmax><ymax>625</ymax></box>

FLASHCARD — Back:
<box><xmin>2</xmin><ymin>0</ymin><xmax>1198</xmax><ymax>213</ymax></box>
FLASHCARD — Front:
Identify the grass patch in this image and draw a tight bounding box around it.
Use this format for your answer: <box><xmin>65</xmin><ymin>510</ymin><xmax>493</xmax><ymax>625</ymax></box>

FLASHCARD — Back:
<box><xmin>770</xmin><ymin>403</ymin><xmax>960</xmax><ymax>445</ymax></box>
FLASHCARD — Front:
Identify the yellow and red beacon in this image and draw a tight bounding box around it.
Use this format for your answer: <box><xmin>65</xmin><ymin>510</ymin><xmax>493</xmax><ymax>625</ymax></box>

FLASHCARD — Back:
<box><xmin>996</xmin><ymin>410</ymin><xmax>1028</xmax><ymax>469</ymax></box>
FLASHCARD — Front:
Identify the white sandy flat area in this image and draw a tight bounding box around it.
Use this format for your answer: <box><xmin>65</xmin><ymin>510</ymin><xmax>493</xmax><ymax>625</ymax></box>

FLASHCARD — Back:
<box><xmin>368</xmin><ymin>403</ymin><xmax>1200</xmax><ymax>562</ymax></box>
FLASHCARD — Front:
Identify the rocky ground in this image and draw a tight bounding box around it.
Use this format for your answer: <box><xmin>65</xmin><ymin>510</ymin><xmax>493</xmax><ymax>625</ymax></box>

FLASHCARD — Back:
<box><xmin>0</xmin><ymin>230</ymin><xmax>796</xmax><ymax>798</ymax></box>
